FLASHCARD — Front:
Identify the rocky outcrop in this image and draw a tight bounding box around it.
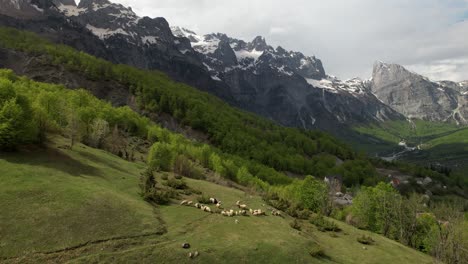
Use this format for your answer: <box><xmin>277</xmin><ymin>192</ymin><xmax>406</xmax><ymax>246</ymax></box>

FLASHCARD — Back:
<box><xmin>173</xmin><ymin>27</ymin><xmax>403</xmax><ymax>130</ymax></box>
<box><xmin>0</xmin><ymin>0</ymin><xmax>417</xmax><ymax>133</ymax></box>
<box><xmin>371</xmin><ymin>62</ymin><xmax>468</xmax><ymax>124</ymax></box>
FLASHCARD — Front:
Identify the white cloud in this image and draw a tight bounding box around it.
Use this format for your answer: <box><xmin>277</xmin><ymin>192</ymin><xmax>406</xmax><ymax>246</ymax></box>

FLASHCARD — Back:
<box><xmin>406</xmin><ymin>57</ymin><xmax>468</xmax><ymax>82</ymax></box>
<box><xmin>85</xmin><ymin>0</ymin><xmax>468</xmax><ymax>81</ymax></box>
<box><xmin>269</xmin><ymin>27</ymin><xmax>288</xmax><ymax>35</ymax></box>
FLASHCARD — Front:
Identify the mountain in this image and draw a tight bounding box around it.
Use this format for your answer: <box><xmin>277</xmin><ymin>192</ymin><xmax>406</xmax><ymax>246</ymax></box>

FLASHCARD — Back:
<box><xmin>0</xmin><ymin>0</ymin><xmax>234</xmax><ymax>100</ymax></box>
<box><xmin>371</xmin><ymin>62</ymin><xmax>468</xmax><ymax>125</ymax></box>
<box><xmin>172</xmin><ymin>27</ymin><xmax>403</xmax><ymax>130</ymax></box>
<box><xmin>0</xmin><ymin>0</ymin><xmax>404</xmax><ymax>134</ymax></box>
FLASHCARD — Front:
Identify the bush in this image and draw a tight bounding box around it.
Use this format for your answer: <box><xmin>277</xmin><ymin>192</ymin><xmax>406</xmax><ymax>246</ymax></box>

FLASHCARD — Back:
<box><xmin>310</xmin><ymin>215</ymin><xmax>341</xmax><ymax>232</ymax></box>
<box><xmin>290</xmin><ymin>219</ymin><xmax>301</xmax><ymax>230</ymax></box>
<box><xmin>309</xmin><ymin>245</ymin><xmax>326</xmax><ymax>258</ymax></box>
<box><xmin>166</xmin><ymin>177</ymin><xmax>187</xmax><ymax>190</ymax></box>
<box><xmin>143</xmin><ymin>189</ymin><xmax>174</xmax><ymax>205</ymax></box>
<box><xmin>197</xmin><ymin>195</ymin><xmax>211</xmax><ymax>204</ymax></box>
<box><xmin>161</xmin><ymin>173</ymin><xmax>169</xmax><ymax>180</ymax></box>
<box><xmin>269</xmin><ymin>198</ymin><xmax>291</xmax><ymax>212</ymax></box>
<box><xmin>287</xmin><ymin>204</ymin><xmax>312</xmax><ymax>220</ymax></box>
<box><xmin>357</xmin><ymin>235</ymin><xmax>375</xmax><ymax>245</ymax></box>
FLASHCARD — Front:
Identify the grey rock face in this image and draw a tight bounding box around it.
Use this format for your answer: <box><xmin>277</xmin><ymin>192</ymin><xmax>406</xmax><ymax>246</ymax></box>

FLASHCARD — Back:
<box><xmin>371</xmin><ymin>62</ymin><xmax>467</xmax><ymax>124</ymax></box>
<box><xmin>0</xmin><ymin>0</ymin><xmax>405</xmax><ymax>133</ymax></box>
<box><xmin>0</xmin><ymin>0</ymin><xmax>234</xmax><ymax>101</ymax></box>
<box><xmin>173</xmin><ymin>27</ymin><xmax>402</xmax><ymax>130</ymax></box>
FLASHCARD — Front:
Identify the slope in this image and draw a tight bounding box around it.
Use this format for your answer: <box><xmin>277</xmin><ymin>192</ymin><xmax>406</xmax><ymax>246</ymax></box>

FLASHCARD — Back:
<box><xmin>0</xmin><ymin>136</ymin><xmax>162</xmax><ymax>258</ymax></box>
<box><xmin>0</xmin><ymin>137</ymin><xmax>433</xmax><ymax>263</ymax></box>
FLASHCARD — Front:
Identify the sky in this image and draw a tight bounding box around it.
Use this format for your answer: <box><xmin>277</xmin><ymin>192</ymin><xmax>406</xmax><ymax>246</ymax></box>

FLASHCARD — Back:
<box><xmin>84</xmin><ymin>0</ymin><xmax>468</xmax><ymax>81</ymax></box>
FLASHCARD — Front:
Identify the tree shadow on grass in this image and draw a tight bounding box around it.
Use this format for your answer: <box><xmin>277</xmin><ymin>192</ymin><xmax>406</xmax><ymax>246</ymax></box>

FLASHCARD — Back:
<box><xmin>77</xmin><ymin>149</ymin><xmax>133</xmax><ymax>175</ymax></box>
<box><xmin>0</xmin><ymin>146</ymin><xmax>102</xmax><ymax>177</ymax></box>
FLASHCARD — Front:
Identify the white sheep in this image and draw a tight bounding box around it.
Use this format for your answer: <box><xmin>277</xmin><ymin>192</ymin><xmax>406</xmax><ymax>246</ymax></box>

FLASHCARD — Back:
<box><xmin>238</xmin><ymin>204</ymin><xmax>248</xmax><ymax>210</ymax></box>
<box><xmin>209</xmin><ymin>197</ymin><xmax>219</xmax><ymax>204</ymax></box>
<box><xmin>187</xmin><ymin>201</ymin><xmax>193</xmax><ymax>206</ymax></box>
<box><xmin>272</xmin><ymin>210</ymin><xmax>281</xmax><ymax>216</ymax></box>
<box><xmin>180</xmin><ymin>200</ymin><xmax>188</xmax><ymax>205</ymax></box>
<box><xmin>194</xmin><ymin>203</ymin><xmax>201</xmax><ymax>208</ymax></box>
<box><xmin>204</xmin><ymin>206</ymin><xmax>212</xmax><ymax>213</ymax></box>
<box><xmin>216</xmin><ymin>202</ymin><xmax>222</xmax><ymax>209</ymax></box>
<box><xmin>252</xmin><ymin>209</ymin><xmax>266</xmax><ymax>216</ymax></box>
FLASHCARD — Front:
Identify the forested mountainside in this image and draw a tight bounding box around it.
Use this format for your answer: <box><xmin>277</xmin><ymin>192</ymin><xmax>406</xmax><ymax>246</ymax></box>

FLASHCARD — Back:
<box><xmin>0</xmin><ymin>2</ymin><xmax>467</xmax><ymax>262</ymax></box>
<box><xmin>0</xmin><ymin>65</ymin><xmax>465</xmax><ymax>263</ymax></box>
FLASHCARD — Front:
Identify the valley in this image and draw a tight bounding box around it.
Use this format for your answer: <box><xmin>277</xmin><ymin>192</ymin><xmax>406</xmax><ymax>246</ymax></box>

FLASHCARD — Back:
<box><xmin>0</xmin><ymin>0</ymin><xmax>467</xmax><ymax>263</ymax></box>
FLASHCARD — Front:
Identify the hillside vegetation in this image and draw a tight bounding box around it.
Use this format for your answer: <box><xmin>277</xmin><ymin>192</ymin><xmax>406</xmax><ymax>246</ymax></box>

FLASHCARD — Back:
<box><xmin>0</xmin><ymin>27</ymin><xmax>466</xmax><ymax>263</ymax></box>
<box><xmin>0</xmin><ymin>137</ymin><xmax>434</xmax><ymax>263</ymax></box>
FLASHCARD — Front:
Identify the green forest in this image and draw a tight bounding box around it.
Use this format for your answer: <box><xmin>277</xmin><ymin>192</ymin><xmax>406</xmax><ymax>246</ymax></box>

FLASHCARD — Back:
<box><xmin>0</xmin><ymin>26</ymin><xmax>467</xmax><ymax>263</ymax></box>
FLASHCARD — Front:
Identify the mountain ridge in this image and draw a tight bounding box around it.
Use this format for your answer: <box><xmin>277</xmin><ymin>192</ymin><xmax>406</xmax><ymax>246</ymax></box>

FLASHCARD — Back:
<box><xmin>0</xmin><ymin>0</ymin><xmax>466</xmax><ymax>132</ymax></box>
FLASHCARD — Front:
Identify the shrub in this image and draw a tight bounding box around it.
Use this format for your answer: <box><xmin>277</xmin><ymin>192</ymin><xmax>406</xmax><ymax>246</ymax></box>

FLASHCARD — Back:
<box><xmin>310</xmin><ymin>215</ymin><xmax>341</xmax><ymax>232</ymax></box>
<box><xmin>290</xmin><ymin>219</ymin><xmax>301</xmax><ymax>230</ymax></box>
<box><xmin>357</xmin><ymin>235</ymin><xmax>375</xmax><ymax>245</ymax></box>
<box><xmin>287</xmin><ymin>204</ymin><xmax>312</xmax><ymax>220</ymax></box>
<box><xmin>143</xmin><ymin>189</ymin><xmax>172</xmax><ymax>205</ymax></box>
<box><xmin>309</xmin><ymin>245</ymin><xmax>326</xmax><ymax>258</ymax></box>
<box><xmin>197</xmin><ymin>195</ymin><xmax>211</xmax><ymax>204</ymax></box>
<box><xmin>166</xmin><ymin>177</ymin><xmax>187</xmax><ymax>190</ymax></box>
<box><xmin>161</xmin><ymin>173</ymin><xmax>169</xmax><ymax>180</ymax></box>
<box><xmin>269</xmin><ymin>198</ymin><xmax>291</xmax><ymax>212</ymax></box>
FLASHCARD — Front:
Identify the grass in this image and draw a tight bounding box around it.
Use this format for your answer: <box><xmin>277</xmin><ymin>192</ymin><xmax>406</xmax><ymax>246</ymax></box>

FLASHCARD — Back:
<box><xmin>352</xmin><ymin>119</ymin><xmax>468</xmax><ymax>170</ymax></box>
<box><xmin>0</xmin><ymin>136</ymin><xmax>434</xmax><ymax>263</ymax></box>
<box><xmin>0</xmin><ymin>136</ymin><xmax>161</xmax><ymax>258</ymax></box>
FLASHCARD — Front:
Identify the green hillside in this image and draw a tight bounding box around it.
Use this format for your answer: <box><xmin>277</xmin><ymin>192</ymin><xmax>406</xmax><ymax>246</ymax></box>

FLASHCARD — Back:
<box><xmin>0</xmin><ymin>137</ymin><xmax>433</xmax><ymax>263</ymax></box>
<box><xmin>353</xmin><ymin>120</ymin><xmax>468</xmax><ymax>167</ymax></box>
<box><xmin>0</xmin><ymin>27</ymin><xmax>466</xmax><ymax>263</ymax></box>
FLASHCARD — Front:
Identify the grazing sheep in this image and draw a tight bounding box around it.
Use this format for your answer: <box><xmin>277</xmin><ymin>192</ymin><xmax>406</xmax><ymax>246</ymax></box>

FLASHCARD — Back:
<box><xmin>249</xmin><ymin>209</ymin><xmax>254</xmax><ymax>214</ymax></box>
<box><xmin>272</xmin><ymin>210</ymin><xmax>282</xmax><ymax>216</ymax></box>
<box><xmin>236</xmin><ymin>200</ymin><xmax>241</xmax><ymax>206</ymax></box>
<box><xmin>252</xmin><ymin>209</ymin><xmax>266</xmax><ymax>216</ymax></box>
<box><xmin>187</xmin><ymin>201</ymin><xmax>193</xmax><ymax>206</ymax></box>
<box><xmin>209</xmin><ymin>197</ymin><xmax>218</xmax><ymax>204</ymax></box>
<box><xmin>204</xmin><ymin>206</ymin><xmax>212</xmax><ymax>213</ymax></box>
<box><xmin>216</xmin><ymin>202</ymin><xmax>222</xmax><ymax>209</ymax></box>
<box><xmin>238</xmin><ymin>204</ymin><xmax>248</xmax><ymax>210</ymax></box>
<box><xmin>180</xmin><ymin>200</ymin><xmax>188</xmax><ymax>205</ymax></box>
<box><xmin>194</xmin><ymin>203</ymin><xmax>200</xmax><ymax>208</ymax></box>
<box><xmin>188</xmin><ymin>252</ymin><xmax>193</xmax><ymax>258</ymax></box>
<box><xmin>238</xmin><ymin>210</ymin><xmax>247</xmax><ymax>216</ymax></box>
<box><xmin>194</xmin><ymin>251</ymin><xmax>199</xmax><ymax>257</ymax></box>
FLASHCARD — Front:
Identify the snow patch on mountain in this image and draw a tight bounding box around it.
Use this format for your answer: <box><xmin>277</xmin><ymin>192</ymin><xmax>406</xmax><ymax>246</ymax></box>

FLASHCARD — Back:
<box><xmin>234</xmin><ymin>49</ymin><xmax>263</xmax><ymax>61</ymax></box>
<box><xmin>141</xmin><ymin>36</ymin><xmax>158</xmax><ymax>45</ymax></box>
<box><xmin>306</xmin><ymin>76</ymin><xmax>368</xmax><ymax>95</ymax></box>
<box><xmin>57</xmin><ymin>3</ymin><xmax>87</xmax><ymax>17</ymax></box>
<box><xmin>86</xmin><ymin>24</ymin><xmax>130</xmax><ymax>40</ymax></box>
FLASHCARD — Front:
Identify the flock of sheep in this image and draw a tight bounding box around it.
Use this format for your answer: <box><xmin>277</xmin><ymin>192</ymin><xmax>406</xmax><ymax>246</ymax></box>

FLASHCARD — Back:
<box><xmin>179</xmin><ymin>197</ymin><xmax>282</xmax><ymax>218</ymax></box>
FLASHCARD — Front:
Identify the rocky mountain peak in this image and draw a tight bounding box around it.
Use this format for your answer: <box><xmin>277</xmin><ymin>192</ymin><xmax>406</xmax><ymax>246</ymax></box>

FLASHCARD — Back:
<box><xmin>248</xmin><ymin>36</ymin><xmax>268</xmax><ymax>51</ymax></box>
<box><xmin>78</xmin><ymin>0</ymin><xmax>110</xmax><ymax>9</ymax></box>
<box><xmin>54</xmin><ymin>0</ymin><xmax>75</xmax><ymax>6</ymax></box>
<box><xmin>0</xmin><ymin>0</ymin><xmax>49</xmax><ymax>18</ymax></box>
<box><xmin>371</xmin><ymin>61</ymin><xmax>467</xmax><ymax>124</ymax></box>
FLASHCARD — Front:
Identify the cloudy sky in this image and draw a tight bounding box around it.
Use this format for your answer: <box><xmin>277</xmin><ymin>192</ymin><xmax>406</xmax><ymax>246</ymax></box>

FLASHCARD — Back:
<box><xmin>95</xmin><ymin>0</ymin><xmax>468</xmax><ymax>81</ymax></box>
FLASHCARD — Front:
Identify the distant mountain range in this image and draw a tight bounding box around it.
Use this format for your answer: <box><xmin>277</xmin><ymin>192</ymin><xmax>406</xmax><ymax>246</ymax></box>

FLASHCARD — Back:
<box><xmin>1</xmin><ymin>0</ymin><xmax>467</xmax><ymax>132</ymax></box>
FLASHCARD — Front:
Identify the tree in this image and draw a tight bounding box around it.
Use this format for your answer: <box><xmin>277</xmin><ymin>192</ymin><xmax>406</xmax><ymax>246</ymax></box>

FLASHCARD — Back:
<box><xmin>66</xmin><ymin>107</ymin><xmax>81</xmax><ymax>149</ymax></box>
<box><xmin>89</xmin><ymin>118</ymin><xmax>109</xmax><ymax>148</ymax></box>
<box><xmin>236</xmin><ymin>166</ymin><xmax>253</xmax><ymax>185</ymax></box>
<box><xmin>299</xmin><ymin>176</ymin><xmax>328</xmax><ymax>213</ymax></box>
<box><xmin>148</xmin><ymin>142</ymin><xmax>174</xmax><ymax>171</ymax></box>
<box><xmin>0</xmin><ymin>80</ymin><xmax>35</xmax><ymax>150</ymax></box>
